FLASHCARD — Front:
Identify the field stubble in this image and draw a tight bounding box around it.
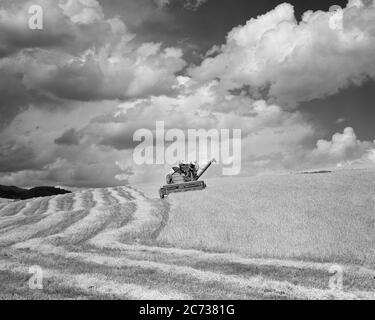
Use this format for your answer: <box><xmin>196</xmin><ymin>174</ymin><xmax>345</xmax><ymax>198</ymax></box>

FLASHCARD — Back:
<box><xmin>0</xmin><ymin>169</ymin><xmax>374</xmax><ymax>299</ymax></box>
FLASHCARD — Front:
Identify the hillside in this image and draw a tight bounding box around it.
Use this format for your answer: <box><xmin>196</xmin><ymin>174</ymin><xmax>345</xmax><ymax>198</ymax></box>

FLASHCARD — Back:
<box><xmin>0</xmin><ymin>170</ymin><xmax>374</xmax><ymax>300</ymax></box>
<box><xmin>0</xmin><ymin>185</ymin><xmax>71</xmax><ymax>200</ymax></box>
<box><xmin>154</xmin><ymin>168</ymin><xmax>375</xmax><ymax>266</ymax></box>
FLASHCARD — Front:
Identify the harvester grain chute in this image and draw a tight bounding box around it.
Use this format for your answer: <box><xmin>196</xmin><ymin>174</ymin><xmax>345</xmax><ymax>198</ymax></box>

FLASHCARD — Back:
<box><xmin>159</xmin><ymin>159</ymin><xmax>216</xmax><ymax>199</ymax></box>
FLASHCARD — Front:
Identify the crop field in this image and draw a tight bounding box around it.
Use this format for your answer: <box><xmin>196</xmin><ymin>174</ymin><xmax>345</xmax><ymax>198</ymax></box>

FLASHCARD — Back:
<box><xmin>157</xmin><ymin>168</ymin><xmax>375</xmax><ymax>266</ymax></box>
<box><xmin>0</xmin><ymin>169</ymin><xmax>375</xmax><ymax>300</ymax></box>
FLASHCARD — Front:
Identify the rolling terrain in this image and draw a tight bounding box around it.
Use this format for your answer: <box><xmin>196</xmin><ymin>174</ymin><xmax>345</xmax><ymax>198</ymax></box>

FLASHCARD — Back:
<box><xmin>157</xmin><ymin>168</ymin><xmax>375</xmax><ymax>266</ymax></box>
<box><xmin>0</xmin><ymin>169</ymin><xmax>375</xmax><ymax>300</ymax></box>
<box><xmin>0</xmin><ymin>185</ymin><xmax>71</xmax><ymax>200</ymax></box>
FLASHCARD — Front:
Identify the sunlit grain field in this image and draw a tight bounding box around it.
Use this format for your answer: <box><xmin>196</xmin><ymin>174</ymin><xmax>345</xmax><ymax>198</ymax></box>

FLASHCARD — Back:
<box><xmin>1</xmin><ymin>170</ymin><xmax>375</xmax><ymax>300</ymax></box>
<box><xmin>156</xmin><ymin>168</ymin><xmax>375</xmax><ymax>266</ymax></box>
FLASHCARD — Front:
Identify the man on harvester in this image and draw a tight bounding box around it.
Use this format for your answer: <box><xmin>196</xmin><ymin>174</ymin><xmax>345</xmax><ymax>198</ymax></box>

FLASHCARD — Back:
<box><xmin>159</xmin><ymin>159</ymin><xmax>216</xmax><ymax>199</ymax></box>
<box><xmin>180</xmin><ymin>161</ymin><xmax>199</xmax><ymax>181</ymax></box>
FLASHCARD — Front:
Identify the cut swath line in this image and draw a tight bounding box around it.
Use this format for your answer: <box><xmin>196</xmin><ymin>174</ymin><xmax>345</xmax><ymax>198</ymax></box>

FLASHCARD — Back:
<box><xmin>89</xmin><ymin>189</ymin><xmax>159</xmax><ymax>247</ymax></box>
<box><xmin>114</xmin><ymin>187</ymin><xmax>135</xmax><ymax>202</ymax></box>
<box><xmin>33</xmin><ymin>198</ymin><xmax>50</xmax><ymax>215</ymax></box>
<box><xmin>41</xmin><ymin>189</ymin><xmax>132</xmax><ymax>245</ymax></box>
<box><xmin>0</xmin><ymin>192</ymin><xmax>93</xmax><ymax>246</ymax></box>
<box><xmin>22</xmin><ymin>198</ymin><xmax>46</xmax><ymax>217</ymax></box>
<box><xmin>0</xmin><ymin>201</ymin><xmax>27</xmax><ymax>218</ymax></box>
<box><xmin>43</xmin><ymin>195</ymin><xmax>66</xmax><ymax>216</ymax></box>
<box><xmin>13</xmin><ymin>243</ymin><xmax>375</xmax><ymax>300</ymax></box>
<box><xmin>0</xmin><ymin>260</ymin><xmax>190</xmax><ymax>300</ymax></box>
<box><xmin>100</xmin><ymin>243</ymin><xmax>375</xmax><ymax>279</ymax></box>
<box><xmin>13</xmin><ymin>201</ymin><xmax>34</xmax><ymax>217</ymax></box>
<box><xmin>0</xmin><ymin>216</ymin><xmax>31</xmax><ymax>231</ymax></box>
<box><xmin>0</xmin><ymin>210</ymin><xmax>85</xmax><ymax>247</ymax></box>
<box><xmin>109</xmin><ymin>188</ymin><xmax>133</xmax><ymax>204</ymax></box>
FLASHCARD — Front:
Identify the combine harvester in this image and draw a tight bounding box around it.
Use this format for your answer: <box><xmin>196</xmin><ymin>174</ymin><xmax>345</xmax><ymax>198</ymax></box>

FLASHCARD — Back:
<box><xmin>159</xmin><ymin>159</ymin><xmax>216</xmax><ymax>199</ymax></box>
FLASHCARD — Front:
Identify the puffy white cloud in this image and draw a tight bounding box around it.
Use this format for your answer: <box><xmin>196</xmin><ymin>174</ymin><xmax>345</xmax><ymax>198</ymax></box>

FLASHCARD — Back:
<box><xmin>85</xmin><ymin>78</ymin><xmax>309</xmax><ymax>150</ymax></box>
<box><xmin>0</xmin><ymin>0</ymin><xmax>186</xmax><ymax>125</ymax></box>
<box><xmin>0</xmin><ymin>0</ymin><xmax>187</xmax><ymax>186</ymax></box>
<box><xmin>0</xmin><ymin>148</ymin><xmax>128</xmax><ymax>188</ymax></box>
<box><xmin>0</xmin><ymin>74</ymin><xmax>319</xmax><ymax>186</ymax></box>
<box><xmin>59</xmin><ymin>0</ymin><xmax>104</xmax><ymax>24</ymax></box>
<box><xmin>368</xmin><ymin>149</ymin><xmax>375</xmax><ymax>162</ymax></box>
<box><xmin>74</xmin><ymin>78</ymin><xmax>318</xmax><ymax>182</ymax></box>
<box><xmin>0</xmin><ymin>76</ymin><xmax>372</xmax><ymax>187</ymax></box>
<box><xmin>311</xmin><ymin>127</ymin><xmax>375</xmax><ymax>165</ymax></box>
<box><xmin>1</xmin><ymin>0</ymin><xmax>375</xmax><ymax>187</ymax></box>
<box><xmin>190</xmin><ymin>1</ymin><xmax>375</xmax><ymax>106</ymax></box>
<box><xmin>12</xmin><ymin>42</ymin><xmax>185</xmax><ymax>101</ymax></box>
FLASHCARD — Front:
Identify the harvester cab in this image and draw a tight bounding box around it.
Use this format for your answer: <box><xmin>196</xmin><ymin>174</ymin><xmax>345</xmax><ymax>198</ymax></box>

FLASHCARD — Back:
<box><xmin>159</xmin><ymin>159</ymin><xmax>216</xmax><ymax>199</ymax></box>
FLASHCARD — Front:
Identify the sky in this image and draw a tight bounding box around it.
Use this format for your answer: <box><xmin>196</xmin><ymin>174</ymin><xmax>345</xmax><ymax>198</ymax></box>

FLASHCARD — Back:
<box><xmin>0</xmin><ymin>0</ymin><xmax>375</xmax><ymax>187</ymax></box>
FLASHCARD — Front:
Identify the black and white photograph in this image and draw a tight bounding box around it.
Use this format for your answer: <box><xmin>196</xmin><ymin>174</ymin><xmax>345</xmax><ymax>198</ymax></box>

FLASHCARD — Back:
<box><xmin>0</xmin><ymin>0</ymin><xmax>375</xmax><ymax>305</ymax></box>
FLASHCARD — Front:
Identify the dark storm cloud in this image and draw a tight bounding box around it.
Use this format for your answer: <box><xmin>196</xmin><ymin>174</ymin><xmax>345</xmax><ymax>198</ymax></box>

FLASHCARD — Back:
<box><xmin>35</xmin><ymin>57</ymin><xmax>107</xmax><ymax>102</ymax></box>
<box><xmin>54</xmin><ymin>128</ymin><xmax>81</xmax><ymax>146</ymax></box>
<box><xmin>0</xmin><ymin>142</ymin><xmax>40</xmax><ymax>173</ymax></box>
<box><xmin>0</xmin><ymin>69</ymin><xmax>30</xmax><ymax>128</ymax></box>
<box><xmin>0</xmin><ymin>61</ymin><xmax>61</xmax><ymax>129</ymax></box>
<box><xmin>98</xmin><ymin>0</ymin><xmax>170</xmax><ymax>28</ymax></box>
<box><xmin>82</xmin><ymin>111</ymin><xmax>148</xmax><ymax>151</ymax></box>
<box><xmin>0</xmin><ymin>19</ymin><xmax>74</xmax><ymax>58</ymax></box>
<box><xmin>155</xmin><ymin>0</ymin><xmax>209</xmax><ymax>11</ymax></box>
<box><xmin>0</xmin><ymin>53</ymin><xmax>68</xmax><ymax>129</ymax></box>
<box><xmin>99</xmin><ymin>135</ymin><xmax>140</xmax><ymax>150</ymax></box>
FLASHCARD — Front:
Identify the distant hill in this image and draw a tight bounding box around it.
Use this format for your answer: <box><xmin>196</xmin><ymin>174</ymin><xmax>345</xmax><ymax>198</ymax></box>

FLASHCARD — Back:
<box><xmin>0</xmin><ymin>185</ymin><xmax>71</xmax><ymax>200</ymax></box>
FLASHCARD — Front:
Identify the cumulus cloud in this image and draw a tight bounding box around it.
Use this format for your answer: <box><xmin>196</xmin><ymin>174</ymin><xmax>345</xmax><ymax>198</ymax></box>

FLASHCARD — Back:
<box><xmin>1</xmin><ymin>0</ymin><xmax>375</xmax><ymax>187</ymax></box>
<box><xmin>311</xmin><ymin>127</ymin><xmax>375</xmax><ymax>165</ymax></box>
<box><xmin>0</xmin><ymin>73</ymin><xmax>319</xmax><ymax>187</ymax></box>
<box><xmin>0</xmin><ymin>0</ymin><xmax>189</xmax><ymax>187</ymax></box>
<box><xmin>190</xmin><ymin>0</ymin><xmax>375</xmax><ymax>106</ymax></box>
<box><xmin>0</xmin><ymin>0</ymin><xmax>186</xmax><ymax>126</ymax></box>
<box><xmin>0</xmin><ymin>102</ymin><xmax>129</xmax><ymax>187</ymax></box>
<box><xmin>368</xmin><ymin>149</ymin><xmax>375</xmax><ymax>162</ymax></box>
<box><xmin>0</xmin><ymin>148</ymin><xmax>128</xmax><ymax>188</ymax></box>
<box><xmin>0</xmin><ymin>75</ymin><xmax>371</xmax><ymax>187</ymax></box>
<box><xmin>14</xmin><ymin>43</ymin><xmax>185</xmax><ymax>101</ymax></box>
<box><xmin>59</xmin><ymin>0</ymin><xmax>104</xmax><ymax>24</ymax></box>
<box><xmin>85</xmin><ymin>78</ymin><xmax>301</xmax><ymax>150</ymax></box>
<box><xmin>76</xmin><ymin>77</ymin><xmax>318</xmax><ymax>182</ymax></box>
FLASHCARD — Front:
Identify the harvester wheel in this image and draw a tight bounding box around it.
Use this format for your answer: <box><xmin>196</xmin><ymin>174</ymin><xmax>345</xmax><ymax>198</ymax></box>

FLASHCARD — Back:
<box><xmin>159</xmin><ymin>189</ymin><xmax>165</xmax><ymax>199</ymax></box>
